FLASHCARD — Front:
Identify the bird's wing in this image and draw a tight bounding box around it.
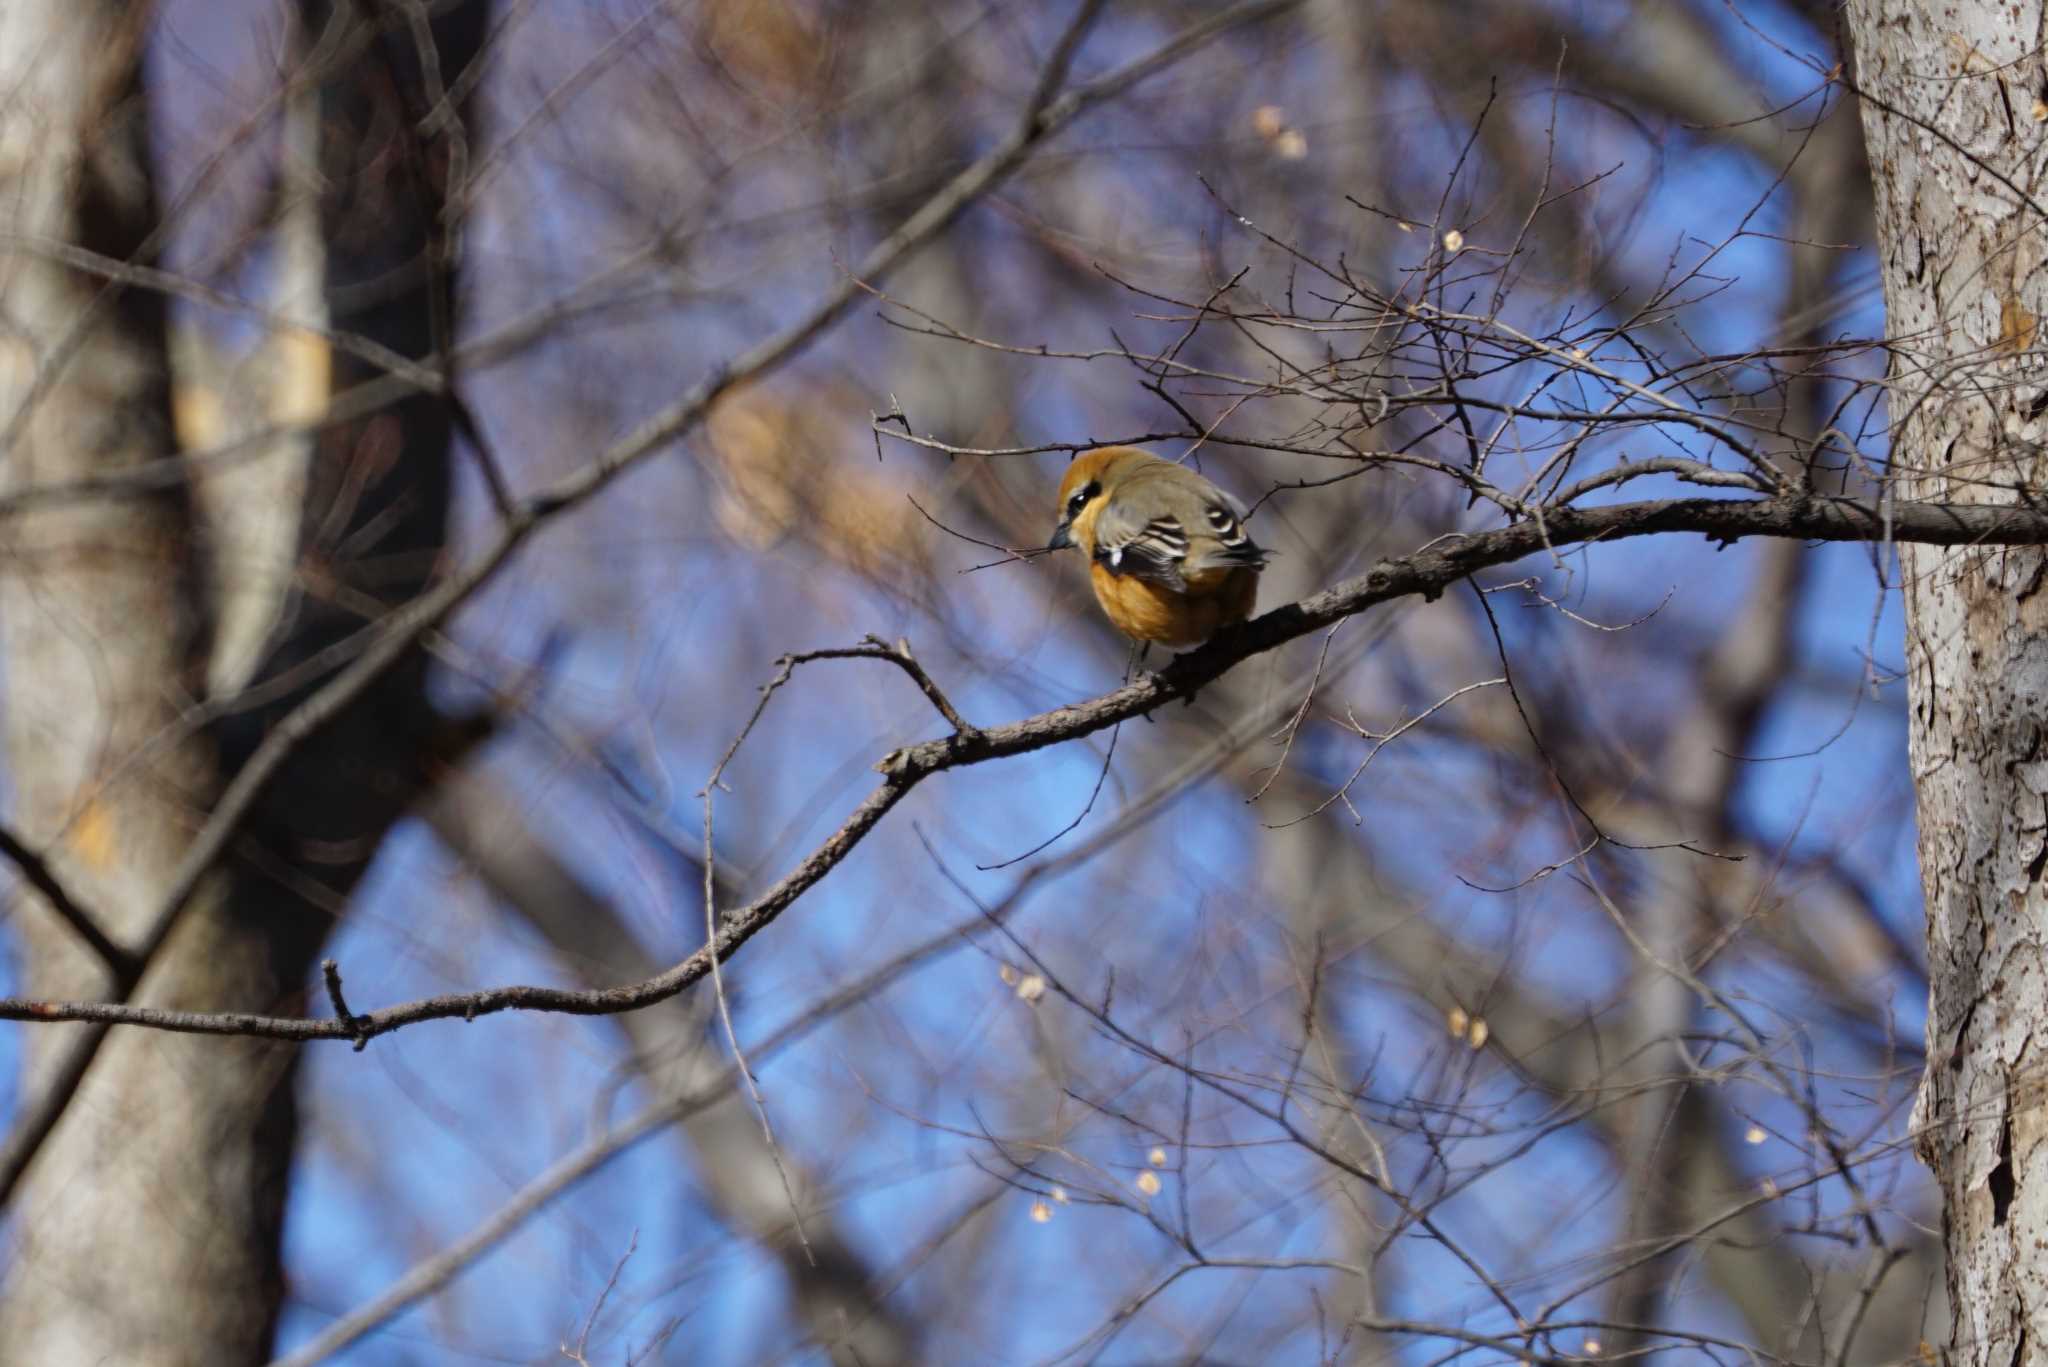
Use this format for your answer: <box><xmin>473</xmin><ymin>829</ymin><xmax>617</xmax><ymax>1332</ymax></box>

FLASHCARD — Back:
<box><xmin>1090</xmin><ymin>496</ymin><xmax>1191</xmax><ymax>592</ymax></box>
<box><xmin>1184</xmin><ymin>486</ymin><xmax>1268</xmax><ymax>573</ymax></box>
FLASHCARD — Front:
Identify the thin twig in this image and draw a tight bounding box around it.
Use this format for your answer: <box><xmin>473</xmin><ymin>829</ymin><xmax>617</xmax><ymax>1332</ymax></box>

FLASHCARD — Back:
<box><xmin>320</xmin><ymin>959</ymin><xmax>369</xmax><ymax>1052</ymax></box>
<box><xmin>562</xmin><ymin>1231</ymin><xmax>637</xmax><ymax>1365</ymax></box>
<box><xmin>978</xmin><ymin>721</ymin><xmax>1121</xmax><ymax>869</ymax></box>
<box><xmin>699</xmin><ymin>657</ymin><xmax>815</xmax><ymax>1270</ymax></box>
<box><xmin>1267</xmin><ymin>676</ymin><xmax>1507</xmax><ymax>829</ymax></box>
<box><xmin>0</xmin><ymin>823</ymin><xmax>137</xmax><ymax>980</ymax></box>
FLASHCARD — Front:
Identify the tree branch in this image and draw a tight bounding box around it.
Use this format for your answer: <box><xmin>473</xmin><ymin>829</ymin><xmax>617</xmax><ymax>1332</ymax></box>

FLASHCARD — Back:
<box><xmin>1</xmin><ymin>493</ymin><xmax>2039</xmax><ymax>1044</ymax></box>
<box><xmin>0</xmin><ymin>0</ymin><xmax>1309</xmax><ymax>1208</ymax></box>
<box><xmin>0</xmin><ymin>825</ymin><xmax>139</xmax><ymax>981</ymax></box>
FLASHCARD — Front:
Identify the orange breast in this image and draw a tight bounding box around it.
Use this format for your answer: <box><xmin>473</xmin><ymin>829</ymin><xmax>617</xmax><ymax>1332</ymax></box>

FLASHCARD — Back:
<box><xmin>1087</xmin><ymin>563</ymin><xmax>1258</xmax><ymax>648</ymax></box>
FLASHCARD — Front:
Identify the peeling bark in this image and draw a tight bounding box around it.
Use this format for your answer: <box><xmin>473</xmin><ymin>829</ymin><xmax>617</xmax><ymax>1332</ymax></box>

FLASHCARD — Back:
<box><xmin>1847</xmin><ymin>3</ymin><xmax>2048</xmax><ymax>1359</ymax></box>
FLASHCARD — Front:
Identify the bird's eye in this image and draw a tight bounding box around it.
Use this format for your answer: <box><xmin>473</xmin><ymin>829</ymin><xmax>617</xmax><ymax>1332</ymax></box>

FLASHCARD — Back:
<box><xmin>1066</xmin><ymin>481</ymin><xmax>1099</xmax><ymax>516</ymax></box>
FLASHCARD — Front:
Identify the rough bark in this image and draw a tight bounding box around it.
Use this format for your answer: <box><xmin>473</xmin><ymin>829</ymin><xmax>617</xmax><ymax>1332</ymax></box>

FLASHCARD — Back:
<box><xmin>1848</xmin><ymin>4</ymin><xmax>2048</xmax><ymax>1360</ymax></box>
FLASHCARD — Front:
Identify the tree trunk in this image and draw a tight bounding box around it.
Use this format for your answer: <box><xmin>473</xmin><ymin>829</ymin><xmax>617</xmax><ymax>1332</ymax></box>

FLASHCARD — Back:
<box><xmin>0</xmin><ymin>5</ymin><xmax>299</xmax><ymax>1360</ymax></box>
<box><xmin>1848</xmin><ymin>4</ymin><xmax>2048</xmax><ymax>1359</ymax></box>
<box><xmin>0</xmin><ymin>3</ymin><xmax>483</xmax><ymax>1359</ymax></box>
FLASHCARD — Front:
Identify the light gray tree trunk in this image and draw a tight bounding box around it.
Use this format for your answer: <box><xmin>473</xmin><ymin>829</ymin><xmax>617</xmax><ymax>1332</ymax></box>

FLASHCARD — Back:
<box><xmin>0</xmin><ymin>3</ymin><xmax>480</xmax><ymax>1360</ymax></box>
<box><xmin>1848</xmin><ymin>3</ymin><xmax>2048</xmax><ymax>1359</ymax></box>
<box><xmin>0</xmin><ymin>5</ymin><xmax>300</xmax><ymax>1360</ymax></box>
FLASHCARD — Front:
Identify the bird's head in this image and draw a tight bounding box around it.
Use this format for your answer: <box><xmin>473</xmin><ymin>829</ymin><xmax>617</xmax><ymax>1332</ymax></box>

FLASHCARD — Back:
<box><xmin>1050</xmin><ymin>446</ymin><xmax>1159</xmax><ymax>551</ymax></box>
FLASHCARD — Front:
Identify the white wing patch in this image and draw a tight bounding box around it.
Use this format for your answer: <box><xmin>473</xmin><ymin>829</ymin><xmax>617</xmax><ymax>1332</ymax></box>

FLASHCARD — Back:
<box><xmin>1093</xmin><ymin>479</ymin><xmax>1267</xmax><ymax>589</ymax></box>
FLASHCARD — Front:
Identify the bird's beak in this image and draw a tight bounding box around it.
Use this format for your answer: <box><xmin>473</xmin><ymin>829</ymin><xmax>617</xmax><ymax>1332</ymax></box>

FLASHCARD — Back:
<box><xmin>1048</xmin><ymin>520</ymin><xmax>1074</xmax><ymax>552</ymax></box>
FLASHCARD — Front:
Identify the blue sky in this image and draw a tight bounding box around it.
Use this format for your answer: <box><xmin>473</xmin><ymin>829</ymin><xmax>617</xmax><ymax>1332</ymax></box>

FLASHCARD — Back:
<box><xmin>0</xmin><ymin>1</ymin><xmax>1943</xmax><ymax>1362</ymax></box>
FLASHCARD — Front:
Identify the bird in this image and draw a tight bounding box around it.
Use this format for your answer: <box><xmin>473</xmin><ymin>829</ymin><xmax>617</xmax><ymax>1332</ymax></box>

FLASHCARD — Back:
<box><xmin>1048</xmin><ymin>446</ymin><xmax>1269</xmax><ymax>653</ymax></box>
